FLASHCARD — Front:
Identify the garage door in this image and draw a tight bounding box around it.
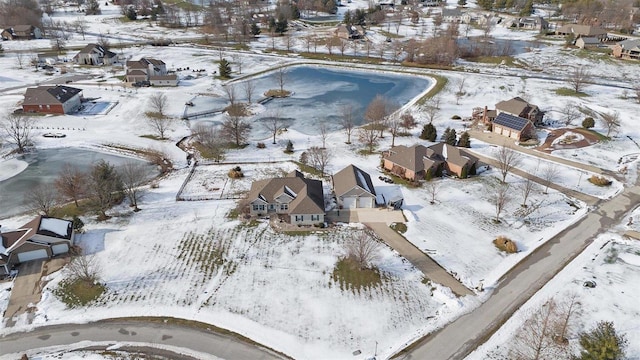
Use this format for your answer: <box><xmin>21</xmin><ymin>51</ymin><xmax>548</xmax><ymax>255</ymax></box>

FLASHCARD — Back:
<box><xmin>52</xmin><ymin>243</ymin><xmax>69</xmax><ymax>255</ymax></box>
<box><xmin>342</xmin><ymin>197</ymin><xmax>357</xmax><ymax>209</ymax></box>
<box><xmin>358</xmin><ymin>197</ymin><xmax>373</xmax><ymax>208</ymax></box>
<box><xmin>17</xmin><ymin>249</ymin><xmax>48</xmax><ymax>263</ymax></box>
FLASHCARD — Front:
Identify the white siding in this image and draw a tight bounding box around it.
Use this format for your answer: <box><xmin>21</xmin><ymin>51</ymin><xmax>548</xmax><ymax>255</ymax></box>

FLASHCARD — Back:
<box><xmin>358</xmin><ymin>196</ymin><xmax>374</xmax><ymax>208</ymax></box>
<box><xmin>342</xmin><ymin>197</ymin><xmax>357</xmax><ymax>209</ymax></box>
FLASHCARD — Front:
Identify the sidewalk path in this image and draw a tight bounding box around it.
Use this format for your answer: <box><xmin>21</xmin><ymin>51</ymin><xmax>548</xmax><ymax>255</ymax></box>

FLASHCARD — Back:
<box><xmin>365</xmin><ymin>222</ymin><xmax>474</xmax><ymax>297</ymax></box>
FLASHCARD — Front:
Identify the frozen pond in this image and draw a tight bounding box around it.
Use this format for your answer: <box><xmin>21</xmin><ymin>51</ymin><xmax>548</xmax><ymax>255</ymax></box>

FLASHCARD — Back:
<box><xmin>0</xmin><ymin>148</ymin><xmax>156</xmax><ymax>219</ymax></box>
<box><xmin>189</xmin><ymin>65</ymin><xmax>431</xmax><ymax>138</ymax></box>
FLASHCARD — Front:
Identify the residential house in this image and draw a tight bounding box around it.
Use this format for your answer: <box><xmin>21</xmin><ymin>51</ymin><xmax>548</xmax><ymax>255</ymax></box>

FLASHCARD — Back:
<box><xmin>421</xmin><ymin>0</ymin><xmax>440</xmax><ymax>7</ymax></box>
<box><xmin>125</xmin><ymin>57</ymin><xmax>178</xmax><ymax>86</ymax></box>
<box><xmin>22</xmin><ymin>85</ymin><xmax>83</xmax><ymax>115</ymax></box>
<box><xmin>335</xmin><ymin>24</ymin><xmax>365</xmax><ymax>40</ymax></box>
<box><xmin>515</xmin><ymin>16</ymin><xmax>549</xmax><ymax>30</ymax></box>
<box><xmin>555</xmin><ymin>24</ymin><xmax>608</xmax><ymax>40</ymax></box>
<box><xmin>73</xmin><ymin>43</ymin><xmax>117</xmax><ymax>66</ymax></box>
<box><xmin>332</xmin><ymin>165</ymin><xmax>376</xmax><ymax>209</ymax></box>
<box><xmin>442</xmin><ymin>8</ymin><xmax>464</xmax><ymax>23</ymax></box>
<box><xmin>382</xmin><ymin>143</ymin><xmax>478</xmax><ymax>181</ymax></box>
<box><xmin>246</xmin><ymin>170</ymin><xmax>325</xmax><ymax>226</ymax></box>
<box><xmin>1</xmin><ymin>25</ymin><xmax>42</xmax><ymax>40</ymax></box>
<box><xmin>37</xmin><ymin>53</ymin><xmax>59</xmax><ymax>66</ymax></box>
<box><xmin>495</xmin><ymin>96</ymin><xmax>544</xmax><ymax>125</ymax></box>
<box><xmin>613</xmin><ymin>39</ymin><xmax>640</xmax><ymax>60</ymax></box>
<box><xmin>492</xmin><ymin>113</ymin><xmax>535</xmax><ymax>141</ymax></box>
<box><xmin>575</xmin><ymin>36</ymin><xmax>601</xmax><ymax>49</ymax></box>
<box><xmin>1</xmin><ymin>216</ymin><xmax>75</xmax><ymax>274</ymax></box>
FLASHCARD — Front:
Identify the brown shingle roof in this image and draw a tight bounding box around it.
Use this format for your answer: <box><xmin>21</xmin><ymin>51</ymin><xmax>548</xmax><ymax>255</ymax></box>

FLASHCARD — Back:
<box><xmin>23</xmin><ymin>85</ymin><xmax>82</xmax><ymax>106</ymax></box>
<box><xmin>384</xmin><ymin>144</ymin><xmax>432</xmax><ymax>173</ymax></box>
<box><xmin>247</xmin><ymin>172</ymin><xmax>324</xmax><ymax>214</ymax></box>
<box><xmin>333</xmin><ymin>164</ymin><xmax>376</xmax><ymax>197</ymax></box>
<box><xmin>556</xmin><ymin>24</ymin><xmax>607</xmax><ymax>36</ymax></box>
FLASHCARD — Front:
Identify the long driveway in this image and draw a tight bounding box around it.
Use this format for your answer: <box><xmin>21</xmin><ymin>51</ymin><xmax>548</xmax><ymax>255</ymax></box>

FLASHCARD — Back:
<box><xmin>365</xmin><ymin>222</ymin><xmax>474</xmax><ymax>297</ymax></box>
<box><xmin>396</xmin><ymin>182</ymin><xmax>640</xmax><ymax>359</ymax></box>
<box><xmin>0</xmin><ymin>319</ymin><xmax>285</xmax><ymax>359</ymax></box>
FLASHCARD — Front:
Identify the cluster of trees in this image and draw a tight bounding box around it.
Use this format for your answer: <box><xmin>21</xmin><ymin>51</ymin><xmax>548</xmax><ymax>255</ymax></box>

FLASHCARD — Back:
<box><xmin>510</xmin><ymin>296</ymin><xmax>627</xmax><ymax>360</ymax></box>
<box><xmin>403</xmin><ymin>24</ymin><xmax>460</xmax><ymax>66</ymax></box>
<box><xmin>562</xmin><ymin>0</ymin><xmax>639</xmax><ymax>33</ymax></box>
<box><xmin>26</xmin><ymin>159</ymin><xmax>151</xmax><ymax>220</ymax></box>
<box><xmin>477</xmin><ymin>0</ymin><xmax>534</xmax><ymax>15</ymax></box>
<box><xmin>0</xmin><ymin>0</ymin><xmax>43</xmax><ymax>29</ymax></box>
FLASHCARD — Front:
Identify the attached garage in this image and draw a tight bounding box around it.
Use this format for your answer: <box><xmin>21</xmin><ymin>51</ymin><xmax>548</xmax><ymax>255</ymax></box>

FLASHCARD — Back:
<box><xmin>17</xmin><ymin>249</ymin><xmax>48</xmax><ymax>262</ymax></box>
<box><xmin>52</xmin><ymin>243</ymin><xmax>69</xmax><ymax>255</ymax></box>
<box><xmin>341</xmin><ymin>197</ymin><xmax>357</xmax><ymax>209</ymax></box>
<box><xmin>358</xmin><ymin>196</ymin><xmax>375</xmax><ymax>208</ymax></box>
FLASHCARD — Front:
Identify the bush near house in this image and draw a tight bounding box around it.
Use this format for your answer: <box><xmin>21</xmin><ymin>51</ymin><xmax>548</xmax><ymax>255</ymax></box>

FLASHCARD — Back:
<box><xmin>493</xmin><ymin>236</ymin><xmax>518</xmax><ymax>253</ymax></box>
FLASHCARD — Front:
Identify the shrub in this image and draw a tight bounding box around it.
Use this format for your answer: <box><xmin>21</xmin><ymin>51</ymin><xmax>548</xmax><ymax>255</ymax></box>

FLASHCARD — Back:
<box><xmin>257</xmin><ymin>142</ymin><xmax>266</xmax><ymax>149</ymax></box>
<box><xmin>72</xmin><ymin>216</ymin><xmax>85</xmax><ymax>233</ymax></box>
<box><xmin>228</xmin><ymin>167</ymin><xmax>244</xmax><ymax>178</ymax></box>
<box><xmin>451</xmin><ymin>115</ymin><xmax>461</xmax><ymax>120</ymax></box>
<box><xmin>588</xmin><ymin>175</ymin><xmax>612</xmax><ymax>186</ymax></box>
<box><xmin>582</xmin><ymin>117</ymin><xmax>595</xmax><ymax>129</ymax></box>
<box><xmin>390</xmin><ymin>222</ymin><xmax>407</xmax><ymax>233</ymax></box>
<box><xmin>284</xmin><ymin>140</ymin><xmax>294</xmax><ymax>154</ymax></box>
<box><xmin>493</xmin><ymin>236</ymin><xmax>518</xmax><ymax>253</ymax></box>
<box><xmin>420</xmin><ymin>123</ymin><xmax>437</xmax><ymax>141</ymax></box>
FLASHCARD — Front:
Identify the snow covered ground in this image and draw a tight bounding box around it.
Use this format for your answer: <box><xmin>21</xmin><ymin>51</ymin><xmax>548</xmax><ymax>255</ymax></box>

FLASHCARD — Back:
<box><xmin>1</xmin><ymin>1</ymin><xmax>640</xmax><ymax>359</ymax></box>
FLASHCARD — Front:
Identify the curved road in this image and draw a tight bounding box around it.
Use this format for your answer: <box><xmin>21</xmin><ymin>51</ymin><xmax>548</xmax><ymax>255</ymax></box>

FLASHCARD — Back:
<box><xmin>396</xmin><ymin>183</ymin><xmax>640</xmax><ymax>359</ymax></box>
<box><xmin>0</xmin><ymin>319</ymin><xmax>285</xmax><ymax>359</ymax></box>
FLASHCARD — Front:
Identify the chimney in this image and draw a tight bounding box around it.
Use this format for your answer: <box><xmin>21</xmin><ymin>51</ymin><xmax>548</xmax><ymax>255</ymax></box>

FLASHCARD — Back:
<box><xmin>483</xmin><ymin>106</ymin><xmax>488</xmax><ymax>123</ymax></box>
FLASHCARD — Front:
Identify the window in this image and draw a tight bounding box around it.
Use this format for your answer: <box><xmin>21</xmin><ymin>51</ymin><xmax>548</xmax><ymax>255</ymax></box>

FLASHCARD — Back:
<box><xmin>253</xmin><ymin>204</ymin><xmax>265</xmax><ymax>211</ymax></box>
<box><xmin>280</xmin><ymin>204</ymin><xmax>288</xmax><ymax>211</ymax></box>
<box><xmin>269</xmin><ymin>204</ymin><xmax>275</xmax><ymax>210</ymax></box>
<box><xmin>311</xmin><ymin>215</ymin><xmax>320</xmax><ymax>221</ymax></box>
<box><xmin>295</xmin><ymin>215</ymin><xmax>303</xmax><ymax>221</ymax></box>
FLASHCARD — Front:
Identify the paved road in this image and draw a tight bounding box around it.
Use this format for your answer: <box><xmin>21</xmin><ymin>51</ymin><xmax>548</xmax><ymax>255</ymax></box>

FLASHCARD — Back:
<box><xmin>366</xmin><ymin>222</ymin><xmax>474</xmax><ymax>297</ymax></box>
<box><xmin>0</xmin><ymin>320</ymin><xmax>285</xmax><ymax>360</ymax></box>
<box><xmin>396</xmin><ymin>183</ymin><xmax>640</xmax><ymax>359</ymax></box>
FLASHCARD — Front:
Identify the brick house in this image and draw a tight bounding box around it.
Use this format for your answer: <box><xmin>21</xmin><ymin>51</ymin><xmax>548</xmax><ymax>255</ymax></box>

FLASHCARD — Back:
<box><xmin>22</xmin><ymin>85</ymin><xmax>83</xmax><ymax>115</ymax></box>
<box><xmin>613</xmin><ymin>39</ymin><xmax>640</xmax><ymax>60</ymax></box>
<box><xmin>383</xmin><ymin>143</ymin><xmax>478</xmax><ymax>181</ymax></box>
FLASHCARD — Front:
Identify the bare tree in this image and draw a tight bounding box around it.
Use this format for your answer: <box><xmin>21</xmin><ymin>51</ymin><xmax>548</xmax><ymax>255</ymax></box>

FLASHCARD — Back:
<box><xmin>221</xmin><ymin>113</ymin><xmax>252</xmax><ymax>147</ymax></box>
<box><xmin>541</xmin><ymin>163</ymin><xmax>559</xmax><ymax>193</ymax></box>
<box><xmin>67</xmin><ymin>249</ymin><xmax>101</xmax><ymax>283</ymax></box>
<box><xmin>275</xmin><ymin>67</ymin><xmax>287</xmax><ymax>93</ymax></box>
<box><xmin>263</xmin><ymin>111</ymin><xmax>282</xmax><ymax>144</ymax></box>
<box><xmin>231</xmin><ymin>54</ymin><xmax>244</xmax><ymax>74</ymax></box>
<box><xmin>1</xmin><ymin>114</ymin><xmax>34</xmax><ymax>153</ymax></box>
<box><xmin>495</xmin><ymin>144</ymin><xmax>521</xmax><ymax>184</ymax></box>
<box><xmin>87</xmin><ymin>160</ymin><xmax>123</xmax><ymax>220</ymax></box>
<box><xmin>602</xmin><ymin>110</ymin><xmax>621</xmax><ymax>137</ymax></box>
<box><xmin>455</xmin><ymin>78</ymin><xmax>466</xmax><ymax>105</ymax></box>
<box><xmin>307</xmin><ymin>146</ymin><xmax>331</xmax><ymax>176</ymax></box>
<box><xmin>492</xmin><ymin>183</ymin><xmax>511</xmax><ymax>222</ymax></box>
<box><xmin>149</xmin><ymin>92</ymin><xmax>168</xmax><ymax>116</ymax></box>
<box><xmin>568</xmin><ymin>65</ymin><xmax>591</xmax><ymax>94</ymax></box>
<box><xmin>560</xmin><ymin>102</ymin><xmax>580</xmax><ymax>127</ymax></box>
<box><xmin>24</xmin><ymin>184</ymin><xmax>58</xmax><ymax>216</ymax></box>
<box><xmin>97</xmin><ymin>33</ymin><xmax>111</xmax><ymax>51</ymax></box>
<box><xmin>339</xmin><ymin>103</ymin><xmax>355</xmax><ymax>144</ymax></box>
<box><xmin>365</xmin><ymin>94</ymin><xmax>390</xmax><ymax>138</ymax></box>
<box><xmin>388</xmin><ymin>114</ymin><xmax>402</xmax><ymax>147</ymax></box>
<box><xmin>510</xmin><ymin>299</ymin><xmax>560</xmax><ymax>360</ymax></box>
<box><xmin>345</xmin><ymin>230</ymin><xmax>381</xmax><ymax>269</ymax></box>
<box><xmin>223</xmin><ymin>83</ymin><xmax>237</xmax><ymax>105</ymax></box>
<box><xmin>16</xmin><ymin>52</ymin><xmax>25</xmax><ymax>69</ymax></box>
<box><xmin>425</xmin><ymin>179</ymin><xmax>440</xmax><ymax>204</ymax></box>
<box><xmin>55</xmin><ymin>164</ymin><xmax>87</xmax><ymax>207</ymax></box>
<box><xmin>400</xmin><ymin>112</ymin><xmax>417</xmax><ymax>132</ymax></box>
<box><xmin>119</xmin><ymin>161</ymin><xmax>151</xmax><ymax>211</ymax></box>
<box><xmin>192</xmin><ymin>123</ymin><xmax>225</xmax><ymax>161</ymax></box>
<box><xmin>423</xmin><ymin>97</ymin><xmax>440</xmax><ymax>124</ymax></box>
<box><xmin>146</xmin><ymin>114</ymin><xmax>174</xmax><ymax>140</ymax></box>
<box><xmin>242</xmin><ymin>79</ymin><xmax>255</xmax><ymax>103</ymax></box>
<box><xmin>520</xmin><ymin>176</ymin><xmax>536</xmax><ymax>207</ymax></box>
<box><xmin>74</xmin><ymin>17</ymin><xmax>88</xmax><ymax>40</ymax></box>
<box><xmin>358</xmin><ymin>126</ymin><xmax>380</xmax><ymax>154</ymax></box>
<box><xmin>634</xmin><ymin>84</ymin><xmax>640</xmax><ymax>104</ymax></box>
<box><xmin>554</xmin><ymin>293</ymin><xmax>581</xmax><ymax>345</ymax></box>
<box><xmin>318</xmin><ymin>123</ymin><xmax>329</xmax><ymax>149</ymax></box>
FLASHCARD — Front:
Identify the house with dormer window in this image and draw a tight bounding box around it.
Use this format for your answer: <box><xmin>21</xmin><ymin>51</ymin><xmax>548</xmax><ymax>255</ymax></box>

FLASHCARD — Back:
<box><xmin>246</xmin><ymin>170</ymin><xmax>325</xmax><ymax>226</ymax></box>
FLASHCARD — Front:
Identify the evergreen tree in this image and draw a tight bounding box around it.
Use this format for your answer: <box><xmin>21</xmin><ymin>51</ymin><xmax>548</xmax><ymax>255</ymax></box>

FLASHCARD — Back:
<box><xmin>218</xmin><ymin>58</ymin><xmax>231</xmax><ymax>78</ymax></box>
<box><xmin>477</xmin><ymin>0</ymin><xmax>493</xmax><ymax>10</ymax></box>
<box><xmin>420</xmin><ymin>123</ymin><xmax>437</xmax><ymax>141</ymax></box>
<box><xmin>343</xmin><ymin>10</ymin><xmax>352</xmax><ymax>25</ymax></box>
<box><xmin>443</xmin><ymin>127</ymin><xmax>457</xmax><ymax>145</ymax></box>
<box><xmin>457</xmin><ymin>131</ymin><xmax>471</xmax><ymax>148</ymax></box>
<box><xmin>285</xmin><ymin>140</ymin><xmax>294</xmax><ymax>153</ymax></box>
<box><xmin>125</xmin><ymin>6</ymin><xmax>137</xmax><ymax>20</ymax></box>
<box><xmin>519</xmin><ymin>0</ymin><xmax>534</xmax><ymax>16</ymax></box>
<box><xmin>578</xmin><ymin>321</ymin><xmax>627</xmax><ymax>360</ymax></box>
<box><xmin>354</xmin><ymin>9</ymin><xmax>367</xmax><ymax>26</ymax></box>
<box><xmin>268</xmin><ymin>17</ymin><xmax>277</xmax><ymax>33</ymax></box>
<box><xmin>250</xmin><ymin>23</ymin><xmax>261</xmax><ymax>36</ymax></box>
<box><xmin>275</xmin><ymin>16</ymin><xmax>288</xmax><ymax>35</ymax></box>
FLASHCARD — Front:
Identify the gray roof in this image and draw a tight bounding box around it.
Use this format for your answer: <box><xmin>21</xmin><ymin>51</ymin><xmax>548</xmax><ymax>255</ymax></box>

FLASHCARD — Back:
<box><xmin>384</xmin><ymin>143</ymin><xmax>477</xmax><ymax>173</ymax></box>
<box><xmin>493</xmin><ymin>113</ymin><xmax>531</xmax><ymax>131</ymax></box>
<box><xmin>77</xmin><ymin>43</ymin><xmax>116</xmax><ymax>57</ymax></box>
<box><xmin>23</xmin><ymin>85</ymin><xmax>82</xmax><ymax>106</ymax></box>
<box><xmin>427</xmin><ymin>142</ymin><xmax>478</xmax><ymax>169</ymax></box>
<box><xmin>556</xmin><ymin>24</ymin><xmax>607</xmax><ymax>36</ymax></box>
<box><xmin>333</xmin><ymin>164</ymin><xmax>376</xmax><ymax>197</ymax></box>
<box><xmin>617</xmin><ymin>39</ymin><xmax>640</xmax><ymax>50</ymax></box>
<box><xmin>578</xmin><ymin>37</ymin><xmax>601</xmax><ymax>44</ymax></box>
<box><xmin>149</xmin><ymin>74</ymin><xmax>178</xmax><ymax>80</ymax></box>
<box><xmin>384</xmin><ymin>144</ymin><xmax>432</xmax><ymax>173</ymax></box>
<box><xmin>247</xmin><ymin>171</ymin><xmax>324</xmax><ymax>214</ymax></box>
<box><xmin>442</xmin><ymin>8</ymin><xmax>462</xmax><ymax>17</ymax></box>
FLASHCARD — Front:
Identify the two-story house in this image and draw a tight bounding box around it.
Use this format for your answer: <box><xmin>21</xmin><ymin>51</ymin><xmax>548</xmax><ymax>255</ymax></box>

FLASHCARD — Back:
<box><xmin>125</xmin><ymin>58</ymin><xmax>178</xmax><ymax>86</ymax></box>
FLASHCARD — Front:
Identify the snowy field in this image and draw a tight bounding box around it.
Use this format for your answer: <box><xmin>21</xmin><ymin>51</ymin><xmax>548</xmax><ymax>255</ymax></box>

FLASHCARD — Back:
<box><xmin>1</xmin><ymin>0</ymin><xmax>640</xmax><ymax>358</ymax></box>
<box><xmin>469</xmin><ymin>207</ymin><xmax>640</xmax><ymax>359</ymax></box>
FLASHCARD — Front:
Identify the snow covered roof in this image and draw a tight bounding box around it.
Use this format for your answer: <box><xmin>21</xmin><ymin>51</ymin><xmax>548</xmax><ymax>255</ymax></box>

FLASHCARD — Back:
<box><xmin>332</xmin><ymin>164</ymin><xmax>376</xmax><ymax>197</ymax></box>
<box><xmin>38</xmin><ymin>217</ymin><xmax>73</xmax><ymax>240</ymax></box>
<box><xmin>23</xmin><ymin>85</ymin><xmax>82</xmax><ymax>106</ymax></box>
